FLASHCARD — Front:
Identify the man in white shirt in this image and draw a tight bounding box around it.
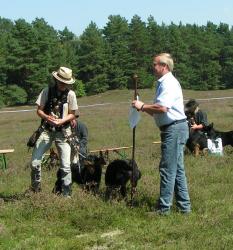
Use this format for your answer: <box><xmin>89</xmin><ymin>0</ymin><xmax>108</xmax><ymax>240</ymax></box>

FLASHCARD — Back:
<box><xmin>132</xmin><ymin>53</ymin><xmax>191</xmax><ymax>215</ymax></box>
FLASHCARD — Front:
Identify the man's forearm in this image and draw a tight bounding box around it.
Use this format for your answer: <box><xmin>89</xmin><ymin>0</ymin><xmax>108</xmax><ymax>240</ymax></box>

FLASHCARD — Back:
<box><xmin>132</xmin><ymin>100</ymin><xmax>167</xmax><ymax>116</ymax></box>
<box><xmin>63</xmin><ymin>113</ymin><xmax>75</xmax><ymax>123</ymax></box>
<box><xmin>37</xmin><ymin>108</ymin><xmax>49</xmax><ymax>120</ymax></box>
<box><xmin>142</xmin><ymin>103</ymin><xmax>167</xmax><ymax>116</ymax></box>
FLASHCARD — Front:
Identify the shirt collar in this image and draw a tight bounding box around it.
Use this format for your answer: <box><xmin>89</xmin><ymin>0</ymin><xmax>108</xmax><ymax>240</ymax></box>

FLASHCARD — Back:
<box><xmin>157</xmin><ymin>71</ymin><xmax>172</xmax><ymax>83</ymax></box>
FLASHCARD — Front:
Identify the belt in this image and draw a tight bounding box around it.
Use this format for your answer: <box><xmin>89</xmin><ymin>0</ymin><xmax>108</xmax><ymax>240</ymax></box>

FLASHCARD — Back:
<box><xmin>159</xmin><ymin>119</ymin><xmax>187</xmax><ymax>131</ymax></box>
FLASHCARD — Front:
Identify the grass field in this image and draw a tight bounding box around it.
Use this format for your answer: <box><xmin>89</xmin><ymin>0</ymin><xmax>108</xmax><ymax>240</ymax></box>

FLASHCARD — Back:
<box><xmin>0</xmin><ymin>88</ymin><xmax>233</xmax><ymax>249</ymax></box>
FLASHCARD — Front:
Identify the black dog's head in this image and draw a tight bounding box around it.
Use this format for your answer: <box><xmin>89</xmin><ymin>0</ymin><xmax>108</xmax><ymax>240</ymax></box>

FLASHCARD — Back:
<box><xmin>83</xmin><ymin>154</ymin><xmax>106</xmax><ymax>174</ymax></box>
<box><xmin>127</xmin><ymin>159</ymin><xmax>141</xmax><ymax>188</ymax></box>
<box><xmin>203</xmin><ymin>123</ymin><xmax>217</xmax><ymax>139</ymax></box>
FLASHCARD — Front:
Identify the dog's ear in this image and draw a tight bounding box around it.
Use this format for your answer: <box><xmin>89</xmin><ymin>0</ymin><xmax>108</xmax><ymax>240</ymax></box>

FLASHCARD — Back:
<box><xmin>98</xmin><ymin>156</ymin><xmax>106</xmax><ymax>165</ymax></box>
<box><xmin>100</xmin><ymin>151</ymin><xmax>103</xmax><ymax>158</ymax></box>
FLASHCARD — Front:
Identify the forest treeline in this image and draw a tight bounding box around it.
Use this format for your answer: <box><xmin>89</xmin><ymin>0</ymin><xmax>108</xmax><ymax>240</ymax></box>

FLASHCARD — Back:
<box><xmin>0</xmin><ymin>15</ymin><xmax>233</xmax><ymax>106</ymax></box>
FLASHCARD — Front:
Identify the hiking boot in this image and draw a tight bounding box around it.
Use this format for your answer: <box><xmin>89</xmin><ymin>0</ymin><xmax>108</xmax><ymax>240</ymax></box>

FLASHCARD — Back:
<box><xmin>177</xmin><ymin>209</ymin><xmax>191</xmax><ymax>215</ymax></box>
<box><xmin>31</xmin><ymin>183</ymin><xmax>42</xmax><ymax>193</ymax></box>
<box><xmin>62</xmin><ymin>184</ymin><xmax>72</xmax><ymax>197</ymax></box>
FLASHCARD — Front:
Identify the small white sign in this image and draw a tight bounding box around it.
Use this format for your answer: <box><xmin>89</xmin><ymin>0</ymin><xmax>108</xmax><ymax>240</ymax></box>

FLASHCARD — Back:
<box><xmin>207</xmin><ymin>138</ymin><xmax>223</xmax><ymax>156</ymax></box>
<box><xmin>129</xmin><ymin>107</ymin><xmax>141</xmax><ymax>129</ymax></box>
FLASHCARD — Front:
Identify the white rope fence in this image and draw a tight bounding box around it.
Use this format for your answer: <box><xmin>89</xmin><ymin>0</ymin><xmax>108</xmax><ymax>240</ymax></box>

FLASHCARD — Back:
<box><xmin>0</xmin><ymin>96</ymin><xmax>233</xmax><ymax>114</ymax></box>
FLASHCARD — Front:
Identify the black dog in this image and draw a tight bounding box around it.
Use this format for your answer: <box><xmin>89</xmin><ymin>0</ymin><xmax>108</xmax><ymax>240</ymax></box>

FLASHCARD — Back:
<box><xmin>185</xmin><ymin>123</ymin><xmax>233</xmax><ymax>155</ymax></box>
<box><xmin>105</xmin><ymin>159</ymin><xmax>141</xmax><ymax>200</ymax></box>
<box><xmin>186</xmin><ymin>123</ymin><xmax>216</xmax><ymax>155</ymax></box>
<box><xmin>186</xmin><ymin>130</ymin><xmax>208</xmax><ymax>155</ymax></box>
<box><xmin>53</xmin><ymin>154</ymin><xmax>106</xmax><ymax>195</ymax></box>
<box><xmin>47</xmin><ymin>148</ymin><xmax>59</xmax><ymax>170</ymax></box>
<box><xmin>205</xmin><ymin>124</ymin><xmax>233</xmax><ymax>147</ymax></box>
<box><xmin>41</xmin><ymin>148</ymin><xmax>59</xmax><ymax>170</ymax></box>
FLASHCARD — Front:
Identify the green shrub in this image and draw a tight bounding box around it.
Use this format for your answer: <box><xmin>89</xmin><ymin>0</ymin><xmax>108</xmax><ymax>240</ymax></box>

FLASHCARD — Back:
<box><xmin>2</xmin><ymin>84</ymin><xmax>27</xmax><ymax>105</ymax></box>
<box><xmin>73</xmin><ymin>79</ymin><xmax>86</xmax><ymax>97</ymax></box>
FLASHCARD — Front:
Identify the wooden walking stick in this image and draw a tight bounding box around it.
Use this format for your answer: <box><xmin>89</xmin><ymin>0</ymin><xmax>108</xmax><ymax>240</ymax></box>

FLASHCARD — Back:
<box><xmin>130</xmin><ymin>74</ymin><xmax>139</xmax><ymax>205</ymax></box>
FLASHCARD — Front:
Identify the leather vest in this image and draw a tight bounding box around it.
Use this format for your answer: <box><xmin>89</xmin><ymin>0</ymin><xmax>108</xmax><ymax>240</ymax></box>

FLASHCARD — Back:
<box><xmin>42</xmin><ymin>85</ymin><xmax>69</xmax><ymax>131</ymax></box>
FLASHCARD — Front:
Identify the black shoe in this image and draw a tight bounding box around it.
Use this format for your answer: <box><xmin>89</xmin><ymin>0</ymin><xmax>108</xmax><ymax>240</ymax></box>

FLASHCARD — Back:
<box><xmin>178</xmin><ymin>209</ymin><xmax>191</xmax><ymax>215</ymax></box>
<box><xmin>30</xmin><ymin>182</ymin><xmax>41</xmax><ymax>193</ymax></box>
<box><xmin>62</xmin><ymin>185</ymin><xmax>72</xmax><ymax>197</ymax></box>
<box><xmin>31</xmin><ymin>186</ymin><xmax>41</xmax><ymax>193</ymax></box>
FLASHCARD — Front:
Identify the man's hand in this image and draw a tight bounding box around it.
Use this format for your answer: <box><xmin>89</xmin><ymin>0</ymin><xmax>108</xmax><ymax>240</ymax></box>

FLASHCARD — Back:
<box><xmin>191</xmin><ymin>123</ymin><xmax>202</xmax><ymax>131</ymax></box>
<box><xmin>47</xmin><ymin>116</ymin><xmax>63</xmax><ymax>127</ymax></box>
<box><xmin>132</xmin><ymin>100</ymin><xmax>144</xmax><ymax>111</ymax></box>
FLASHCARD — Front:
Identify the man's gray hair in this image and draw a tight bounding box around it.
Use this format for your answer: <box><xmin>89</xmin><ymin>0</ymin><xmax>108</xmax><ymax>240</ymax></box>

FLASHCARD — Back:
<box><xmin>156</xmin><ymin>53</ymin><xmax>174</xmax><ymax>72</ymax></box>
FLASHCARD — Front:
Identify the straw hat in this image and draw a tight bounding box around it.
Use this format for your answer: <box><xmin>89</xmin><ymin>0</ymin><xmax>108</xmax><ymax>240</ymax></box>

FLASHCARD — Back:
<box><xmin>52</xmin><ymin>66</ymin><xmax>75</xmax><ymax>84</ymax></box>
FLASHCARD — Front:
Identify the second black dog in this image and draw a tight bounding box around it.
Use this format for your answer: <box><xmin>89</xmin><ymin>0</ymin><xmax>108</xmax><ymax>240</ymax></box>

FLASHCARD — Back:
<box><xmin>105</xmin><ymin>159</ymin><xmax>141</xmax><ymax>200</ymax></box>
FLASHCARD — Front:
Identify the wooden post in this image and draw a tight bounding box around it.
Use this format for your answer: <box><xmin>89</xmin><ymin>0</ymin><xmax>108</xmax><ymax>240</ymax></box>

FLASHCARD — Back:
<box><xmin>131</xmin><ymin>74</ymin><xmax>138</xmax><ymax>204</ymax></box>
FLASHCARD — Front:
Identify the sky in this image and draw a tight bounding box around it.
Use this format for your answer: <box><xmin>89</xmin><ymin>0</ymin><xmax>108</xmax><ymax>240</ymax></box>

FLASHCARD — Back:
<box><xmin>0</xmin><ymin>0</ymin><xmax>233</xmax><ymax>36</ymax></box>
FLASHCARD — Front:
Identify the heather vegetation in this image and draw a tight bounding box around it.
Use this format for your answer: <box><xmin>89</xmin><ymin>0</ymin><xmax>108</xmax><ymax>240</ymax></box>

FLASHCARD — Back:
<box><xmin>0</xmin><ymin>89</ymin><xmax>233</xmax><ymax>249</ymax></box>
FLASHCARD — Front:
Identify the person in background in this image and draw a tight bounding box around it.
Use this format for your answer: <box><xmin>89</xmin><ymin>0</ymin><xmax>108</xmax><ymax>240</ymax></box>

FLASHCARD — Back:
<box><xmin>70</xmin><ymin>111</ymin><xmax>88</xmax><ymax>169</ymax></box>
<box><xmin>30</xmin><ymin>66</ymin><xmax>78</xmax><ymax>197</ymax></box>
<box><xmin>185</xmin><ymin>99</ymin><xmax>208</xmax><ymax>133</ymax></box>
<box><xmin>132</xmin><ymin>53</ymin><xmax>191</xmax><ymax>215</ymax></box>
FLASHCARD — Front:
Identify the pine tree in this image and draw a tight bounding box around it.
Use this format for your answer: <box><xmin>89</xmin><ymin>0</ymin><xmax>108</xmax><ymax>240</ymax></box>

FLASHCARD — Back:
<box><xmin>77</xmin><ymin>22</ymin><xmax>109</xmax><ymax>94</ymax></box>
<box><xmin>103</xmin><ymin>15</ymin><xmax>133</xmax><ymax>89</ymax></box>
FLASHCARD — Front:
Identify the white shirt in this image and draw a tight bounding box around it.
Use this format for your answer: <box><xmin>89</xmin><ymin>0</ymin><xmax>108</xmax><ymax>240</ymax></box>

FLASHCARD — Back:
<box><xmin>153</xmin><ymin>72</ymin><xmax>186</xmax><ymax>127</ymax></box>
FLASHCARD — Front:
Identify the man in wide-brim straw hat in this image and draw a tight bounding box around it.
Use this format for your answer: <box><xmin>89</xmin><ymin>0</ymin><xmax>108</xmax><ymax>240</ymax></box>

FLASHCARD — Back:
<box><xmin>30</xmin><ymin>66</ymin><xmax>78</xmax><ymax>197</ymax></box>
<box><xmin>52</xmin><ymin>66</ymin><xmax>76</xmax><ymax>84</ymax></box>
